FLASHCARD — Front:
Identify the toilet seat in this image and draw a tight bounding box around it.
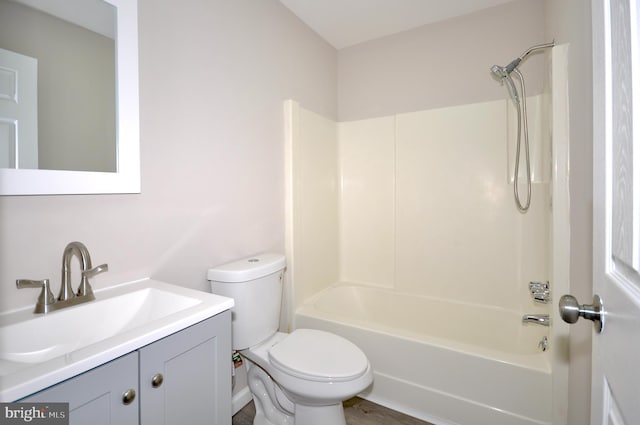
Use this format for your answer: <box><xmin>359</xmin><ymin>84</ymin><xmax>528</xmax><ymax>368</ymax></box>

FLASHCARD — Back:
<box><xmin>241</xmin><ymin>329</ymin><xmax>373</xmax><ymax>415</ymax></box>
<box><xmin>268</xmin><ymin>329</ymin><xmax>369</xmax><ymax>382</ymax></box>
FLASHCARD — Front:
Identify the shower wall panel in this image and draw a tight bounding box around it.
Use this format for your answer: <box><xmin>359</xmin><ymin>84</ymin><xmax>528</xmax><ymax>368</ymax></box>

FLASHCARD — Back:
<box><xmin>287</xmin><ymin>103</ymin><xmax>340</xmax><ymax>310</ymax></box>
<box><xmin>338</xmin><ymin>99</ymin><xmax>550</xmax><ymax>310</ymax></box>
<box><xmin>338</xmin><ymin>116</ymin><xmax>396</xmax><ymax>287</ymax></box>
<box><xmin>393</xmin><ymin>100</ymin><xmax>549</xmax><ymax>308</ymax></box>
<box><xmin>288</xmin><ymin>97</ymin><xmax>550</xmax><ymax>311</ymax></box>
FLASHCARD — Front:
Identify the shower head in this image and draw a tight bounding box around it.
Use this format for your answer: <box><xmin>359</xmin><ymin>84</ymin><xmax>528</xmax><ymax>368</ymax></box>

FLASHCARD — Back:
<box><xmin>490</xmin><ymin>63</ymin><xmax>520</xmax><ymax>104</ymax></box>
<box><xmin>490</xmin><ymin>64</ymin><xmax>506</xmax><ymax>79</ymax></box>
<box><xmin>492</xmin><ymin>66</ymin><xmax>520</xmax><ymax>105</ymax></box>
<box><xmin>490</xmin><ymin>58</ymin><xmax>522</xmax><ymax>80</ymax></box>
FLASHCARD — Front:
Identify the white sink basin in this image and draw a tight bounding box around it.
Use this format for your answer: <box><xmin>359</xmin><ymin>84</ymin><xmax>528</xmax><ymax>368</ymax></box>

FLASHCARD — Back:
<box><xmin>0</xmin><ymin>279</ymin><xmax>234</xmax><ymax>401</ymax></box>
<box><xmin>1</xmin><ymin>287</ymin><xmax>199</xmax><ymax>364</ymax></box>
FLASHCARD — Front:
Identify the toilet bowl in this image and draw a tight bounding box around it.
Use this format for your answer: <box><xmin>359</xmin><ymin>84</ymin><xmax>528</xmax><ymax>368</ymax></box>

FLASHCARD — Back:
<box><xmin>243</xmin><ymin>330</ymin><xmax>372</xmax><ymax>425</ymax></box>
<box><xmin>208</xmin><ymin>254</ymin><xmax>373</xmax><ymax>425</ymax></box>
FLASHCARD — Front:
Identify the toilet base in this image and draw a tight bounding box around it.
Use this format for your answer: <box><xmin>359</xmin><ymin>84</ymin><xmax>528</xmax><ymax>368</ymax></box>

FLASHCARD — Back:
<box><xmin>294</xmin><ymin>403</ymin><xmax>346</xmax><ymax>425</ymax></box>
<box><xmin>246</xmin><ymin>359</ymin><xmax>349</xmax><ymax>425</ymax></box>
<box><xmin>247</xmin><ymin>363</ymin><xmax>294</xmax><ymax>425</ymax></box>
<box><xmin>252</xmin><ymin>399</ymin><xmax>347</xmax><ymax>425</ymax></box>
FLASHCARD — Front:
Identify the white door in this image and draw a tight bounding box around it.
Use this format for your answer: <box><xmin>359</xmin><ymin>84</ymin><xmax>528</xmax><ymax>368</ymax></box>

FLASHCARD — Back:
<box><xmin>0</xmin><ymin>48</ymin><xmax>38</xmax><ymax>169</ymax></box>
<box><xmin>590</xmin><ymin>0</ymin><xmax>640</xmax><ymax>423</ymax></box>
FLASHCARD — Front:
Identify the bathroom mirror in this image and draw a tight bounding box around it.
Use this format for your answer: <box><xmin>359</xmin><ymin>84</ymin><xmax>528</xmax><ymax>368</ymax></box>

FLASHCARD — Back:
<box><xmin>0</xmin><ymin>0</ymin><xmax>139</xmax><ymax>195</ymax></box>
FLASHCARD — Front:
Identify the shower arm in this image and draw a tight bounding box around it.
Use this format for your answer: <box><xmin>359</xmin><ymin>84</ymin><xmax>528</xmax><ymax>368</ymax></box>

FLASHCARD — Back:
<box><xmin>518</xmin><ymin>41</ymin><xmax>556</xmax><ymax>62</ymax></box>
<box><xmin>504</xmin><ymin>41</ymin><xmax>556</xmax><ymax>74</ymax></box>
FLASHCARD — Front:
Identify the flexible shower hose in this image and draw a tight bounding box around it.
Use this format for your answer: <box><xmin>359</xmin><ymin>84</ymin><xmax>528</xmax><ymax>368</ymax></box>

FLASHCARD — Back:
<box><xmin>506</xmin><ymin>68</ymin><xmax>531</xmax><ymax>213</ymax></box>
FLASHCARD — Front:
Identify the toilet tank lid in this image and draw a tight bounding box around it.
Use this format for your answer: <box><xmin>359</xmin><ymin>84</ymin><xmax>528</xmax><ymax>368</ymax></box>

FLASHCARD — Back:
<box><xmin>207</xmin><ymin>253</ymin><xmax>286</xmax><ymax>282</ymax></box>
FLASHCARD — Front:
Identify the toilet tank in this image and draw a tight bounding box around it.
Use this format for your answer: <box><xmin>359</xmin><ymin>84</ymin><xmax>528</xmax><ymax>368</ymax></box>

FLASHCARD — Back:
<box><xmin>207</xmin><ymin>253</ymin><xmax>286</xmax><ymax>350</ymax></box>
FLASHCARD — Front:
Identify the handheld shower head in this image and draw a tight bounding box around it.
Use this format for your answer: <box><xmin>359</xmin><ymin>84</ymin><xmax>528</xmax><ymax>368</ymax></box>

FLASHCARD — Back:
<box><xmin>490</xmin><ymin>64</ymin><xmax>519</xmax><ymax>106</ymax></box>
<box><xmin>490</xmin><ymin>64</ymin><xmax>507</xmax><ymax>80</ymax></box>
<box><xmin>491</xmin><ymin>65</ymin><xmax>506</xmax><ymax>80</ymax></box>
<box><xmin>490</xmin><ymin>58</ymin><xmax>521</xmax><ymax>80</ymax></box>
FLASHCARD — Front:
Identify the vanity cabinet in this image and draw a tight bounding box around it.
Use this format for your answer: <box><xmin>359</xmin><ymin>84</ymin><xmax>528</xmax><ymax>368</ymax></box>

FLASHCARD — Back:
<box><xmin>22</xmin><ymin>352</ymin><xmax>139</xmax><ymax>424</ymax></box>
<box><xmin>21</xmin><ymin>311</ymin><xmax>232</xmax><ymax>425</ymax></box>
<box><xmin>139</xmin><ymin>310</ymin><xmax>231</xmax><ymax>424</ymax></box>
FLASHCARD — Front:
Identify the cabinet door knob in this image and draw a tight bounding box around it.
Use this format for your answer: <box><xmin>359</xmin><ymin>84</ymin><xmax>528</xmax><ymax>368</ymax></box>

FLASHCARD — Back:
<box><xmin>122</xmin><ymin>389</ymin><xmax>136</xmax><ymax>405</ymax></box>
<box><xmin>151</xmin><ymin>373</ymin><xmax>164</xmax><ymax>388</ymax></box>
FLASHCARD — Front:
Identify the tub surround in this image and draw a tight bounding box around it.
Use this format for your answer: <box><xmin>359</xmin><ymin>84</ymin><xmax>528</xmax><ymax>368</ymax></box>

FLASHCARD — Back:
<box><xmin>296</xmin><ymin>284</ymin><xmax>551</xmax><ymax>425</ymax></box>
<box><xmin>285</xmin><ymin>45</ymin><xmax>564</xmax><ymax>425</ymax></box>
<box><xmin>285</xmin><ymin>97</ymin><xmax>551</xmax><ymax>313</ymax></box>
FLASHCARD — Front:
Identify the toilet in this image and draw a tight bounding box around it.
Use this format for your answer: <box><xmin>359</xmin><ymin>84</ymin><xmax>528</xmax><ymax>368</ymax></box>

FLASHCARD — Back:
<box><xmin>208</xmin><ymin>253</ymin><xmax>373</xmax><ymax>425</ymax></box>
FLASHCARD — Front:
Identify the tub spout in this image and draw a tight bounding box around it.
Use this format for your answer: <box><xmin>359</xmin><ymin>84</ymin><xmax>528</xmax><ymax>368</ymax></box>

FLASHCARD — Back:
<box><xmin>522</xmin><ymin>314</ymin><xmax>550</xmax><ymax>326</ymax></box>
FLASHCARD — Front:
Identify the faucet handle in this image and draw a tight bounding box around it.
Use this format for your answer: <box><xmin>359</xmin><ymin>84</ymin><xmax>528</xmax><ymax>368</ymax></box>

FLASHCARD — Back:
<box><xmin>82</xmin><ymin>263</ymin><xmax>108</xmax><ymax>279</ymax></box>
<box><xmin>77</xmin><ymin>263</ymin><xmax>108</xmax><ymax>297</ymax></box>
<box><xmin>16</xmin><ymin>279</ymin><xmax>55</xmax><ymax>314</ymax></box>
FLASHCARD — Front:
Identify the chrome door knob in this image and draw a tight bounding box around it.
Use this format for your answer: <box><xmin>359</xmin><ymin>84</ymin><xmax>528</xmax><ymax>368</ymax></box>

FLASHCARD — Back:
<box><xmin>558</xmin><ymin>294</ymin><xmax>604</xmax><ymax>333</ymax></box>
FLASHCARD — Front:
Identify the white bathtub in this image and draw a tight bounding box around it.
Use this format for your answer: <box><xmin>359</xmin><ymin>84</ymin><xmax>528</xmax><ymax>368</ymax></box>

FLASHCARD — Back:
<box><xmin>294</xmin><ymin>284</ymin><xmax>552</xmax><ymax>425</ymax></box>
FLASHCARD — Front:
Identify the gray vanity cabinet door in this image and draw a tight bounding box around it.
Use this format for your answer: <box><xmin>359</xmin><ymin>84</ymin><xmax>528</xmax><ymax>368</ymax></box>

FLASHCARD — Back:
<box><xmin>139</xmin><ymin>311</ymin><xmax>232</xmax><ymax>425</ymax></box>
<box><xmin>21</xmin><ymin>351</ymin><xmax>139</xmax><ymax>425</ymax></box>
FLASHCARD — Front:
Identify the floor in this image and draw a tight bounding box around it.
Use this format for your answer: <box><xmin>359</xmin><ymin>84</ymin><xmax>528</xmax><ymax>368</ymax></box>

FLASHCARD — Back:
<box><xmin>232</xmin><ymin>397</ymin><xmax>434</xmax><ymax>425</ymax></box>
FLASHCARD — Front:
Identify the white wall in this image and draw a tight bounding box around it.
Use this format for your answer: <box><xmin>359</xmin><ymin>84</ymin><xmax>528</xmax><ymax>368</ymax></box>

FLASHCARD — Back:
<box><xmin>337</xmin><ymin>0</ymin><xmax>546</xmax><ymax>121</ymax></box>
<box><xmin>0</xmin><ymin>0</ymin><xmax>336</xmax><ymax>312</ymax></box>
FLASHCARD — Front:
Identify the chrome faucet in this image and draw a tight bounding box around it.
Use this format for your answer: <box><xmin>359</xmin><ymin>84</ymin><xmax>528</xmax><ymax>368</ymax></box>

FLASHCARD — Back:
<box><xmin>16</xmin><ymin>241</ymin><xmax>108</xmax><ymax>314</ymax></box>
<box><xmin>60</xmin><ymin>241</ymin><xmax>104</xmax><ymax>300</ymax></box>
<box><xmin>522</xmin><ymin>314</ymin><xmax>550</xmax><ymax>326</ymax></box>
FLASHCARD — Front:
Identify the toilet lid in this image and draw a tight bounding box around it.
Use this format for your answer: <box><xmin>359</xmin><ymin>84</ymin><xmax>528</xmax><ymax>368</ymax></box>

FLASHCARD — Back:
<box><xmin>268</xmin><ymin>329</ymin><xmax>369</xmax><ymax>382</ymax></box>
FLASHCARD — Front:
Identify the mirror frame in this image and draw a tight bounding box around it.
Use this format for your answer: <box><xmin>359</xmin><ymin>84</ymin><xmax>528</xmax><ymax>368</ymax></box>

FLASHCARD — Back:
<box><xmin>0</xmin><ymin>0</ymin><xmax>140</xmax><ymax>195</ymax></box>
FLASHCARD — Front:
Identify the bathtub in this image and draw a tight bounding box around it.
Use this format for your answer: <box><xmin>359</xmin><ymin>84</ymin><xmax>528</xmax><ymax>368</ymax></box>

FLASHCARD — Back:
<box><xmin>294</xmin><ymin>284</ymin><xmax>552</xmax><ymax>425</ymax></box>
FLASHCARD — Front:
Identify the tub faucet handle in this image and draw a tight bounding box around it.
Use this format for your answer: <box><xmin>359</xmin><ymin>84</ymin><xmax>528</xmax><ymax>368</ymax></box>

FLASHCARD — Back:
<box><xmin>532</xmin><ymin>291</ymin><xmax>551</xmax><ymax>303</ymax></box>
<box><xmin>529</xmin><ymin>281</ymin><xmax>549</xmax><ymax>292</ymax></box>
<box><xmin>529</xmin><ymin>281</ymin><xmax>551</xmax><ymax>303</ymax></box>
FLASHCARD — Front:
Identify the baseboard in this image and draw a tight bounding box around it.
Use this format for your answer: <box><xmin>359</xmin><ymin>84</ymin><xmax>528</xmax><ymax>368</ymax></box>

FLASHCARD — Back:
<box><xmin>232</xmin><ymin>385</ymin><xmax>253</xmax><ymax>415</ymax></box>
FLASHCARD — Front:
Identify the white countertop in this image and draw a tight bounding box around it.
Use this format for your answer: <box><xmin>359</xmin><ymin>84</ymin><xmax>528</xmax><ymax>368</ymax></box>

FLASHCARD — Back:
<box><xmin>0</xmin><ymin>278</ymin><xmax>234</xmax><ymax>401</ymax></box>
